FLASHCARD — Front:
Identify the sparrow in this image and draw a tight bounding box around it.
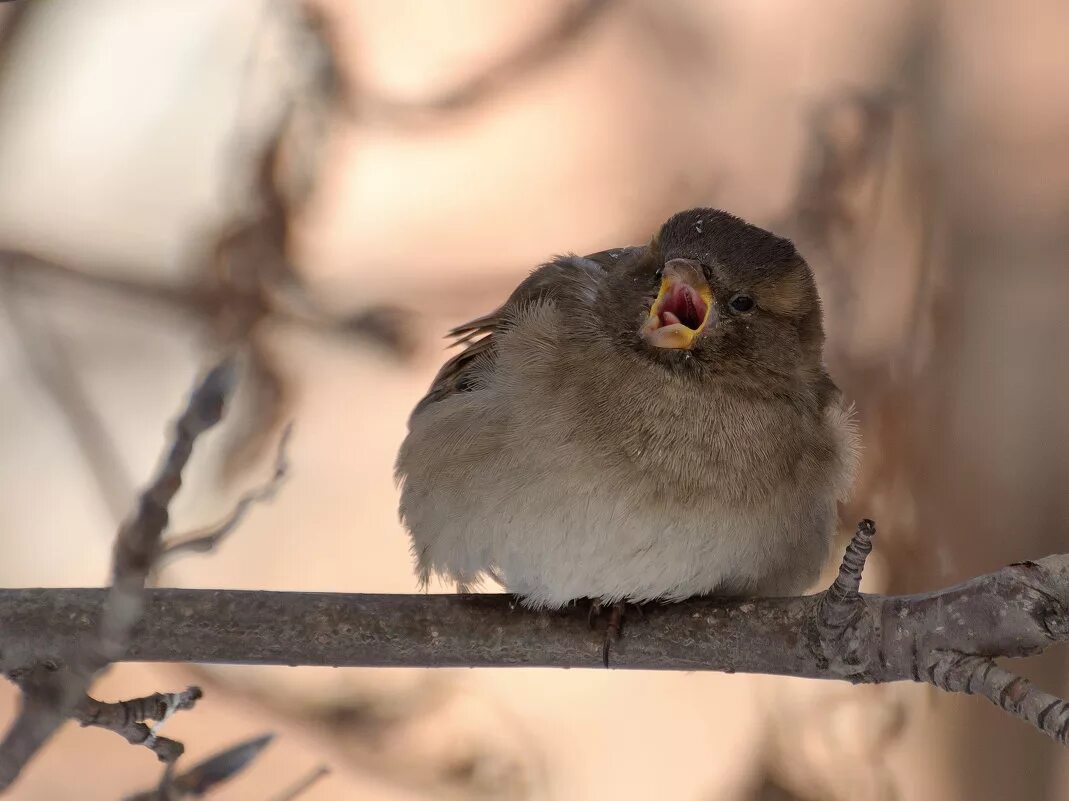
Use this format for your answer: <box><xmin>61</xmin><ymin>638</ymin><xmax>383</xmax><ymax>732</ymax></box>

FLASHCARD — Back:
<box><xmin>396</xmin><ymin>208</ymin><xmax>859</xmax><ymax>636</ymax></box>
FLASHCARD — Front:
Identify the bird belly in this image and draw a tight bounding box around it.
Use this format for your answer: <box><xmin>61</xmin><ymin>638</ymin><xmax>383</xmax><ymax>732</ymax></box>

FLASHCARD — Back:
<box><xmin>406</xmin><ymin>466</ymin><xmax>836</xmax><ymax>609</ymax></box>
<box><xmin>398</xmin><ymin>385</ymin><xmax>853</xmax><ymax>609</ymax></box>
<box><xmin>497</xmin><ymin>490</ymin><xmax>831</xmax><ymax>607</ymax></box>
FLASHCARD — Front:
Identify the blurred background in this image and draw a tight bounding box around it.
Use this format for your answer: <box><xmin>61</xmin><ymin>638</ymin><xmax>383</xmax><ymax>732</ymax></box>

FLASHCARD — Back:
<box><xmin>0</xmin><ymin>0</ymin><xmax>1067</xmax><ymax>799</ymax></box>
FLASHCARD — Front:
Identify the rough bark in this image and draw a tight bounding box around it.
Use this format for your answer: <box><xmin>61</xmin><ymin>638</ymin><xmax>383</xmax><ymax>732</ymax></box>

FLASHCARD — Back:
<box><xmin>1</xmin><ymin>544</ymin><xmax>1068</xmax><ymax>745</ymax></box>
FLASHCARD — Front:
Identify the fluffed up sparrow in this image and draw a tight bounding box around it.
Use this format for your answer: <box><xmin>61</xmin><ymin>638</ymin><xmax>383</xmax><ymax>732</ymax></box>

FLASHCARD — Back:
<box><xmin>397</xmin><ymin>208</ymin><xmax>859</xmax><ymax>626</ymax></box>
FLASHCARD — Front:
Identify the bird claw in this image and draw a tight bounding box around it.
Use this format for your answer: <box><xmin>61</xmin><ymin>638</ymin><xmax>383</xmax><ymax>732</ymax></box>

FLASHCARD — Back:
<box><xmin>589</xmin><ymin>600</ymin><xmax>630</xmax><ymax>668</ymax></box>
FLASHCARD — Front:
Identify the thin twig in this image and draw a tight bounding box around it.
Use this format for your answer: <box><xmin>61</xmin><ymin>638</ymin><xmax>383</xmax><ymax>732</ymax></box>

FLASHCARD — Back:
<box><xmin>827</xmin><ymin>519</ymin><xmax>877</xmax><ymax>600</ymax></box>
<box><xmin>124</xmin><ymin>733</ymin><xmax>276</xmax><ymax>801</ymax></box>
<box><xmin>926</xmin><ymin>651</ymin><xmax>1069</xmax><ymax>747</ymax></box>
<box><xmin>76</xmin><ymin>687</ymin><xmax>202</xmax><ymax>763</ymax></box>
<box><xmin>819</xmin><ymin>519</ymin><xmax>876</xmax><ymax>633</ymax></box>
<box><xmin>160</xmin><ymin>423</ymin><xmax>292</xmax><ymax>561</ymax></box>
<box><xmin>267</xmin><ymin>766</ymin><xmax>330</xmax><ymax>801</ymax></box>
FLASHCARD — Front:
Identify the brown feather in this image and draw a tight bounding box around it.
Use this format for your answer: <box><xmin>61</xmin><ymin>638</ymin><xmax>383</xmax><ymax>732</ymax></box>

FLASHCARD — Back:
<box><xmin>409</xmin><ymin>248</ymin><xmax>638</xmax><ymax>422</ymax></box>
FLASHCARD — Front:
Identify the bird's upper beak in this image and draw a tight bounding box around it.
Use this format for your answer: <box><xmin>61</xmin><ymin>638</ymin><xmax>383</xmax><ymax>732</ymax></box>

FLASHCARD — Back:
<box><xmin>639</xmin><ymin>259</ymin><xmax>714</xmax><ymax>349</ymax></box>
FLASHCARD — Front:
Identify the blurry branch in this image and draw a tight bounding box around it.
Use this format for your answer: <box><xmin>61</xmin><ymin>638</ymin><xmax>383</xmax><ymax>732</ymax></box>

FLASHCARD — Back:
<box><xmin>0</xmin><ymin>3</ymin><xmax>414</xmax><ymax>468</ymax></box>
<box><xmin>746</xmin><ymin>776</ymin><xmax>810</xmax><ymax>801</ymax></box>
<box><xmin>159</xmin><ymin>423</ymin><xmax>291</xmax><ymax>562</ymax></box>
<box><xmin>183</xmin><ymin>663</ymin><xmax>546</xmax><ymax>799</ymax></box>
<box><xmin>783</xmin><ymin>90</ymin><xmax>941</xmax><ymax>600</ymax></box>
<box><xmin>783</xmin><ymin>91</ymin><xmax>900</xmax><ymax>350</ymax></box>
<box><xmin>0</xmin><ymin>273</ymin><xmax>134</xmax><ymax>520</ymax></box>
<box><xmin>267</xmin><ymin>765</ymin><xmax>330</xmax><ymax>801</ymax></box>
<box><xmin>125</xmin><ymin>733</ymin><xmax>276</xmax><ymax>801</ymax></box>
<box><xmin>790</xmin><ymin>92</ymin><xmax>897</xmax><ymax>255</ymax></box>
<box><xmin>0</xmin><ymin>136</ymin><xmax>410</xmax><ymax>493</ymax></box>
<box><xmin>0</xmin><ymin>2</ymin><xmax>31</xmax><ymax>72</ymax></box>
<box><xmin>0</xmin><ymin>0</ymin><xmax>415</xmax><ymax>494</ymax></box>
<box><xmin>0</xmin><ymin>361</ymin><xmax>235</xmax><ymax>791</ymax></box>
<box><xmin>4</xmin><ymin>524</ymin><xmax>1069</xmax><ymax>748</ymax></box>
<box><xmin>332</xmin><ymin>0</ymin><xmax>614</xmax><ymax>125</ymax></box>
<box><xmin>0</xmin><ymin>362</ymin><xmax>287</xmax><ymax>797</ymax></box>
<box><xmin>0</xmin><ymin>248</ymin><xmax>414</xmax><ymax>361</ymax></box>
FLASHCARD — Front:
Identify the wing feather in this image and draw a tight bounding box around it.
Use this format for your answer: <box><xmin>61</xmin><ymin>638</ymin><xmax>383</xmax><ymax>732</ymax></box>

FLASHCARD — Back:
<box><xmin>409</xmin><ymin>247</ymin><xmax>641</xmax><ymax>423</ymax></box>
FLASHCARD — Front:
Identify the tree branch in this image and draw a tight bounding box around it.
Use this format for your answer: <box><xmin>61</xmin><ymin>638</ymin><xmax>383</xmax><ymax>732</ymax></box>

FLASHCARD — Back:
<box><xmin>1</xmin><ymin>525</ymin><xmax>1068</xmax><ymax>745</ymax></box>
<box><xmin>0</xmin><ymin>565</ymin><xmax>1056</xmax><ymax>674</ymax></box>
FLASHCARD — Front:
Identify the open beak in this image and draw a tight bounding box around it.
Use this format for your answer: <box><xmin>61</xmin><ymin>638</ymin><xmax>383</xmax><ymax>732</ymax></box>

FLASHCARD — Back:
<box><xmin>639</xmin><ymin>259</ymin><xmax>714</xmax><ymax>349</ymax></box>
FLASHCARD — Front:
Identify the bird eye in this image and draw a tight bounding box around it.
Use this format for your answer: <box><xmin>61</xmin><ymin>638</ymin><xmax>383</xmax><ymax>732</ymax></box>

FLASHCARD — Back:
<box><xmin>729</xmin><ymin>294</ymin><xmax>754</xmax><ymax>313</ymax></box>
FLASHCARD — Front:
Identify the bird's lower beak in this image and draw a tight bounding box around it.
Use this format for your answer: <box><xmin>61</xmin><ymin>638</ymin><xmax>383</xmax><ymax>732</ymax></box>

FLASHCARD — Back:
<box><xmin>640</xmin><ymin>259</ymin><xmax>714</xmax><ymax>349</ymax></box>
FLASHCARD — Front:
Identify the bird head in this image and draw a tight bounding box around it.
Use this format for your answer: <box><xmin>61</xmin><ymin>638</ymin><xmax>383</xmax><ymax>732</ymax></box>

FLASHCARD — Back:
<box><xmin>598</xmin><ymin>209</ymin><xmax>825</xmax><ymax>384</ymax></box>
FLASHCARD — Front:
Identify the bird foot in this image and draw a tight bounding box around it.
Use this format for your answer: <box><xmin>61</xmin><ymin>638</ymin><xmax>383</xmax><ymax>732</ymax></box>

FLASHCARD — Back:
<box><xmin>588</xmin><ymin>600</ymin><xmax>641</xmax><ymax>667</ymax></box>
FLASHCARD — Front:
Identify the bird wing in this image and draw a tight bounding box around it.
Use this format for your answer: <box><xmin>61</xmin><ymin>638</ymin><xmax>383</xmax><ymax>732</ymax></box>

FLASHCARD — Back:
<box><xmin>410</xmin><ymin>247</ymin><xmax>640</xmax><ymax>420</ymax></box>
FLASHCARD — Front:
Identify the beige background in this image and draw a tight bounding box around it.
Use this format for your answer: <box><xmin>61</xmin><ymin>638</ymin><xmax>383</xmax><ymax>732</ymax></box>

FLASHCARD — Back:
<box><xmin>0</xmin><ymin>1</ymin><xmax>1067</xmax><ymax>799</ymax></box>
